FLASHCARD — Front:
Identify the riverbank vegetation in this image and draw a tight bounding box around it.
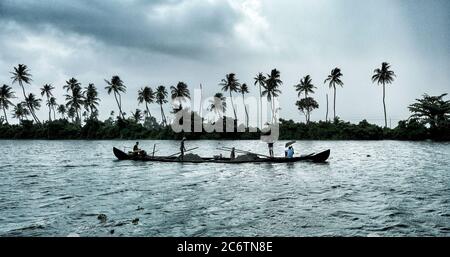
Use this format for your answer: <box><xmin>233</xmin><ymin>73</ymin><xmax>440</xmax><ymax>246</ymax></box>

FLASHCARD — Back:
<box><xmin>0</xmin><ymin>64</ymin><xmax>449</xmax><ymax>141</ymax></box>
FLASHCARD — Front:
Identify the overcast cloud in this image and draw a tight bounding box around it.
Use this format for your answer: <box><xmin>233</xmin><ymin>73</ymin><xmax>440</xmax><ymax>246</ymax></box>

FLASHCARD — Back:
<box><xmin>0</xmin><ymin>0</ymin><xmax>449</xmax><ymax>126</ymax></box>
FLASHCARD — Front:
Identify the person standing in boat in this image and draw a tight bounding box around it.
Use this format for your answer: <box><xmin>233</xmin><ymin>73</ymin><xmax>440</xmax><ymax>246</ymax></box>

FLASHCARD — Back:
<box><xmin>268</xmin><ymin>142</ymin><xmax>274</xmax><ymax>158</ymax></box>
<box><xmin>230</xmin><ymin>147</ymin><xmax>236</xmax><ymax>160</ymax></box>
<box><xmin>180</xmin><ymin>137</ymin><xmax>187</xmax><ymax>160</ymax></box>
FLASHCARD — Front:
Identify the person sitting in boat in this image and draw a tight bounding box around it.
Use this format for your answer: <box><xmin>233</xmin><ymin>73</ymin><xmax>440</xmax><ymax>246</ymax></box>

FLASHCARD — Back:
<box><xmin>287</xmin><ymin>146</ymin><xmax>295</xmax><ymax>158</ymax></box>
<box><xmin>133</xmin><ymin>142</ymin><xmax>146</xmax><ymax>156</ymax></box>
<box><xmin>180</xmin><ymin>137</ymin><xmax>187</xmax><ymax>160</ymax></box>
<box><xmin>230</xmin><ymin>147</ymin><xmax>236</xmax><ymax>160</ymax></box>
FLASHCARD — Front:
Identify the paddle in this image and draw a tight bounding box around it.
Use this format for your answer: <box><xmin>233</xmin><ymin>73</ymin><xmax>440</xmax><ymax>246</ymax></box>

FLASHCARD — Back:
<box><xmin>219</xmin><ymin>146</ymin><xmax>271</xmax><ymax>158</ymax></box>
<box><xmin>167</xmin><ymin>147</ymin><xmax>199</xmax><ymax>157</ymax></box>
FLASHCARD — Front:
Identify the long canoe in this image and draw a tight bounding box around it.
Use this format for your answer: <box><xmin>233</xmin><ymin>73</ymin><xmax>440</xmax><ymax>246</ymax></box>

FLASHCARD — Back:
<box><xmin>113</xmin><ymin>147</ymin><xmax>330</xmax><ymax>163</ymax></box>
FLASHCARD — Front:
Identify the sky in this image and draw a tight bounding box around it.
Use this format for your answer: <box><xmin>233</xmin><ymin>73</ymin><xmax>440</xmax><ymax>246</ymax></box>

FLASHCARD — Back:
<box><xmin>0</xmin><ymin>0</ymin><xmax>449</xmax><ymax>126</ymax></box>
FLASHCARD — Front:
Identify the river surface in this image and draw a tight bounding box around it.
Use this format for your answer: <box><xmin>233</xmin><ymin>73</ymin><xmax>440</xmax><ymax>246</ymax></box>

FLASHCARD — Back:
<box><xmin>0</xmin><ymin>140</ymin><xmax>449</xmax><ymax>236</ymax></box>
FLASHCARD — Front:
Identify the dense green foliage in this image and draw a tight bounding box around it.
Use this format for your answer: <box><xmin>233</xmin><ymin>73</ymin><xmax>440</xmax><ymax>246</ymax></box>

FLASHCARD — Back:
<box><xmin>0</xmin><ymin>115</ymin><xmax>448</xmax><ymax>141</ymax></box>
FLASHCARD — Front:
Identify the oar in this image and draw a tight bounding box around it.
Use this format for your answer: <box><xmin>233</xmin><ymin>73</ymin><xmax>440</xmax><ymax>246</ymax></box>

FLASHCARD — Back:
<box><xmin>219</xmin><ymin>146</ymin><xmax>271</xmax><ymax>158</ymax></box>
<box><xmin>167</xmin><ymin>147</ymin><xmax>199</xmax><ymax>157</ymax></box>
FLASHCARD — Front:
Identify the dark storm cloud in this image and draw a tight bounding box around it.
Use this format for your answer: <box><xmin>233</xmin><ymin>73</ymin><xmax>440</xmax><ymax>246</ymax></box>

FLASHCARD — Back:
<box><xmin>0</xmin><ymin>0</ymin><xmax>240</xmax><ymax>57</ymax></box>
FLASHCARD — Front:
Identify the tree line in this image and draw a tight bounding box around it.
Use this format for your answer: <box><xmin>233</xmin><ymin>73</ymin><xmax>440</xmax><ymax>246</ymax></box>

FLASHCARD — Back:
<box><xmin>0</xmin><ymin>63</ymin><xmax>449</xmax><ymax>141</ymax></box>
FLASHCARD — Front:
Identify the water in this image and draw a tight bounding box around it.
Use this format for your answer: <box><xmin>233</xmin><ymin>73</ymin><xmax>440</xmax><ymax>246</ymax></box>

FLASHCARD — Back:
<box><xmin>0</xmin><ymin>140</ymin><xmax>449</xmax><ymax>236</ymax></box>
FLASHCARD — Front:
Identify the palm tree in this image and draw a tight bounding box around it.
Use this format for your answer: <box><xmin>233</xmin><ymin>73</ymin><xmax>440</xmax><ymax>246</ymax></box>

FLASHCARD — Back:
<box><xmin>131</xmin><ymin>109</ymin><xmax>143</xmax><ymax>123</ymax></box>
<box><xmin>208</xmin><ymin>92</ymin><xmax>227</xmax><ymax>120</ymax></box>
<box><xmin>25</xmin><ymin>93</ymin><xmax>41</xmax><ymax>122</ymax></box>
<box><xmin>239</xmin><ymin>83</ymin><xmax>250</xmax><ymax>127</ymax></box>
<box><xmin>263</xmin><ymin>69</ymin><xmax>282</xmax><ymax>123</ymax></box>
<box><xmin>137</xmin><ymin>86</ymin><xmax>155</xmax><ymax>118</ymax></box>
<box><xmin>170</xmin><ymin>82</ymin><xmax>190</xmax><ymax>110</ymax></box>
<box><xmin>219</xmin><ymin>73</ymin><xmax>240</xmax><ymax>120</ymax></box>
<box><xmin>105</xmin><ymin>76</ymin><xmax>126</xmax><ymax>119</ymax></box>
<box><xmin>63</xmin><ymin>78</ymin><xmax>81</xmax><ymax>92</ymax></box>
<box><xmin>254</xmin><ymin>72</ymin><xmax>266</xmax><ymax>128</ymax></box>
<box><xmin>40</xmin><ymin>84</ymin><xmax>55</xmax><ymax>121</ymax></box>
<box><xmin>155</xmin><ymin>85</ymin><xmax>168</xmax><ymax>126</ymax></box>
<box><xmin>11</xmin><ymin>64</ymin><xmax>40</xmax><ymax>124</ymax></box>
<box><xmin>47</xmin><ymin>97</ymin><xmax>57</xmax><ymax>121</ymax></box>
<box><xmin>324</xmin><ymin>67</ymin><xmax>344</xmax><ymax>121</ymax></box>
<box><xmin>65</xmin><ymin>86</ymin><xmax>84</xmax><ymax>124</ymax></box>
<box><xmin>295</xmin><ymin>75</ymin><xmax>316</xmax><ymax>122</ymax></box>
<box><xmin>0</xmin><ymin>84</ymin><xmax>15</xmax><ymax>124</ymax></box>
<box><xmin>57</xmin><ymin>104</ymin><xmax>66</xmax><ymax>119</ymax></box>
<box><xmin>12</xmin><ymin>102</ymin><xmax>29</xmax><ymax>122</ymax></box>
<box><xmin>372</xmin><ymin>62</ymin><xmax>396</xmax><ymax>128</ymax></box>
<box><xmin>84</xmin><ymin>83</ymin><xmax>100</xmax><ymax>120</ymax></box>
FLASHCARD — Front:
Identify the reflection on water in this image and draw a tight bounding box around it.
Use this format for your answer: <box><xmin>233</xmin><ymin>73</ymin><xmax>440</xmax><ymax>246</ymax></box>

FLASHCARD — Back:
<box><xmin>0</xmin><ymin>140</ymin><xmax>449</xmax><ymax>236</ymax></box>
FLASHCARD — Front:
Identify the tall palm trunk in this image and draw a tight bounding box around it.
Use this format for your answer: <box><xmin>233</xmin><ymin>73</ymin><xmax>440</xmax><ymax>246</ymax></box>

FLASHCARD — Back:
<box><xmin>160</xmin><ymin>104</ymin><xmax>167</xmax><ymax>126</ymax></box>
<box><xmin>113</xmin><ymin>92</ymin><xmax>124</xmax><ymax>119</ymax></box>
<box><xmin>326</xmin><ymin>93</ymin><xmax>329</xmax><ymax>122</ymax></box>
<box><xmin>145</xmin><ymin>102</ymin><xmax>152</xmax><ymax>118</ymax></box>
<box><xmin>19</xmin><ymin>81</ymin><xmax>40</xmax><ymax>124</ymax></box>
<box><xmin>53</xmin><ymin>107</ymin><xmax>56</xmax><ymax>120</ymax></box>
<box><xmin>2</xmin><ymin>107</ymin><xmax>8</xmax><ymax>124</ymax></box>
<box><xmin>271</xmin><ymin>98</ymin><xmax>276</xmax><ymax>124</ymax></box>
<box><xmin>229</xmin><ymin>91</ymin><xmax>237</xmax><ymax>121</ymax></box>
<box><xmin>383</xmin><ymin>82</ymin><xmax>387</xmax><ymax>128</ymax></box>
<box><xmin>259</xmin><ymin>85</ymin><xmax>262</xmax><ymax>128</ymax></box>
<box><xmin>47</xmin><ymin>96</ymin><xmax>51</xmax><ymax>122</ymax></box>
<box><xmin>242</xmin><ymin>93</ymin><xmax>248</xmax><ymax>128</ymax></box>
<box><xmin>333</xmin><ymin>86</ymin><xmax>336</xmax><ymax>121</ymax></box>
<box><xmin>305</xmin><ymin>92</ymin><xmax>309</xmax><ymax>124</ymax></box>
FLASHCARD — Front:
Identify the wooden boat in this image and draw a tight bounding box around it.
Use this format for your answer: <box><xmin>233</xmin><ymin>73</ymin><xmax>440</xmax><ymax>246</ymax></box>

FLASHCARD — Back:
<box><xmin>113</xmin><ymin>147</ymin><xmax>330</xmax><ymax>163</ymax></box>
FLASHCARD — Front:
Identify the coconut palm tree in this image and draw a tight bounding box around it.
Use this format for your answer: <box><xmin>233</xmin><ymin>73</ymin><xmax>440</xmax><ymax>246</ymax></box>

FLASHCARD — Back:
<box><xmin>25</xmin><ymin>93</ymin><xmax>41</xmax><ymax>122</ymax></box>
<box><xmin>65</xmin><ymin>85</ymin><xmax>84</xmax><ymax>124</ymax></box>
<box><xmin>254</xmin><ymin>72</ymin><xmax>266</xmax><ymax>128</ymax></box>
<box><xmin>84</xmin><ymin>83</ymin><xmax>100</xmax><ymax>120</ymax></box>
<box><xmin>12</xmin><ymin>102</ymin><xmax>29</xmax><ymax>122</ymax></box>
<box><xmin>137</xmin><ymin>86</ymin><xmax>155</xmax><ymax>119</ymax></box>
<box><xmin>40</xmin><ymin>84</ymin><xmax>55</xmax><ymax>121</ymax></box>
<box><xmin>57</xmin><ymin>104</ymin><xmax>66</xmax><ymax>119</ymax></box>
<box><xmin>47</xmin><ymin>97</ymin><xmax>57</xmax><ymax>121</ymax></box>
<box><xmin>372</xmin><ymin>62</ymin><xmax>396</xmax><ymax>128</ymax></box>
<box><xmin>208</xmin><ymin>92</ymin><xmax>227</xmax><ymax>120</ymax></box>
<box><xmin>131</xmin><ymin>109</ymin><xmax>143</xmax><ymax>123</ymax></box>
<box><xmin>155</xmin><ymin>85</ymin><xmax>168</xmax><ymax>126</ymax></box>
<box><xmin>105</xmin><ymin>75</ymin><xmax>126</xmax><ymax>119</ymax></box>
<box><xmin>63</xmin><ymin>78</ymin><xmax>81</xmax><ymax>92</ymax></box>
<box><xmin>11</xmin><ymin>64</ymin><xmax>40</xmax><ymax>124</ymax></box>
<box><xmin>295</xmin><ymin>75</ymin><xmax>316</xmax><ymax>122</ymax></box>
<box><xmin>219</xmin><ymin>73</ymin><xmax>240</xmax><ymax>120</ymax></box>
<box><xmin>170</xmin><ymin>82</ymin><xmax>190</xmax><ymax>110</ymax></box>
<box><xmin>0</xmin><ymin>84</ymin><xmax>15</xmax><ymax>124</ymax></box>
<box><xmin>239</xmin><ymin>83</ymin><xmax>249</xmax><ymax>127</ymax></box>
<box><xmin>324</xmin><ymin>67</ymin><xmax>344</xmax><ymax>121</ymax></box>
<box><xmin>263</xmin><ymin>69</ymin><xmax>282</xmax><ymax>123</ymax></box>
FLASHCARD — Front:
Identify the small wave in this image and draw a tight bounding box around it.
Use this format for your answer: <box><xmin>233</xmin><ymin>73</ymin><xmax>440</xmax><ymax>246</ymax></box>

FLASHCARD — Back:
<box><xmin>62</xmin><ymin>164</ymin><xmax>100</xmax><ymax>168</ymax></box>
<box><xmin>378</xmin><ymin>223</ymin><xmax>410</xmax><ymax>231</ymax></box>
<box><xmin>9</xmin><ymin>224</ymin><xmax>45</xmax><ymax>233</ymax></box>
<box><xmin>59</xmin><ymin>195</ymin><xmax>74</xmax><ymax>200</ymax></box>
<box><xmin>268</xmin><ymin>197</ymin><xmax>293</xmax><ymax>202</ymax></box>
